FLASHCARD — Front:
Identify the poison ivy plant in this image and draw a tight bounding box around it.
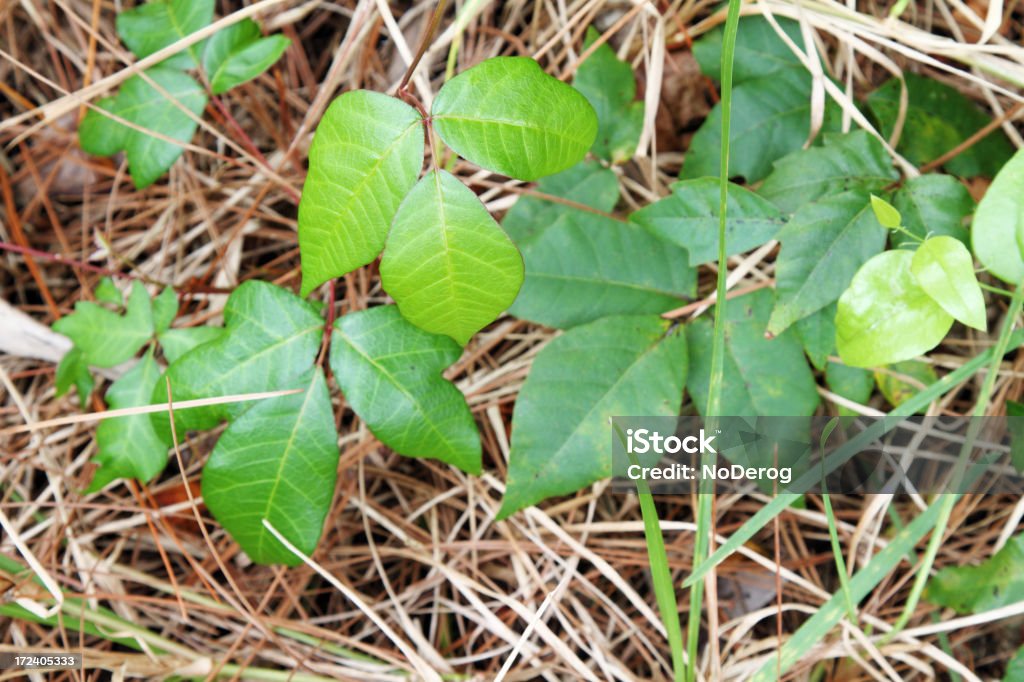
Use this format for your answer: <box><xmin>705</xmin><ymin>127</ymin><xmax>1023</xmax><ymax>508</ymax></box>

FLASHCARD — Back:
<box><xmin>572</xmin><ymin>27</ymin><xmax>644</xmax><ymax>164</ymax></box>
<box><xmin>927</xmin><ymin>532</ymin><xmax>1024</xmax><ymax>613</ymax></box>
<box><xmin>867</xmin><ymin>73</ymin><xmax>1013</xmax><ymax>177</ymax></box>
<box><xmin>78</xmin><ymin>0</ymin><xmax>290</xmax><ymax>188</ymax></box>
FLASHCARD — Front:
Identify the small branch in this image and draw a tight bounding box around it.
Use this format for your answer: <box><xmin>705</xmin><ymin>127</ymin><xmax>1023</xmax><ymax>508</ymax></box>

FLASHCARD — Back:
<box><xmin>397</xmin><ymin>0</ymin><xmax>450</xmax><ymax>96</ymax></box>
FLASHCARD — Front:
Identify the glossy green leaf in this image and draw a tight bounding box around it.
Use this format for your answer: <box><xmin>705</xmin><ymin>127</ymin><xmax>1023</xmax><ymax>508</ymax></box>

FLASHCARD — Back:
<box><xmin>157</xmin><ymin>326</ymin><xmax>224</xmax><ymax>364</ymax></box>
<box><xmin>201</xmin><ymin>368</ymin><xmax>339</xmax><ymax>565</ymax></box>
<box><xmin>54</xmin><ymin>280</ymin><xmax>154</xmax><ymax>368</ymax></box>
<box><xmin>836</xmin><ymin>250</ymin><xmax>953</xmax><ymax>367</ymax></box>
<box><xmin>874</xmin><ymin>359</ymin><xmax>937</xmax><ymax>411</ymax></box>
<box><xmin>573</xmin><ymin>27</ymin><xmax>643</xmax><ymax>163</ymax></box>
<box><xmin>892</xmin><ymin>174</ymin><xmax>973</xmax><ymax>247</ymax></box>
<box><xmin>116</xmin><ymin>0</ymin><xmax>213</xmax><ymax>68</ymax></box>
<box><xmin>55</xmin><ymin>348</ymin><xmax>94</xmax><ymax>409</ymax></box>
<box><xmin>330</xmin><ymin>306</ymin><xmax>480</xmax><ymax>473</ymax></box>
<box><xmin>297</xmin><ymin>90</ymin><xmax>423</xmax><ymax>296</ymax></box>
<box><xmin>825</xmin><ymin>361</ymin><xmax>874</xmax><ymax>407</ymax></box>
<box><xmin>794</xmin><ymin>303</ymin><xmax>837</xmax><ymax>371</ymax></box>
<box><xmin>692</xmin><ymin>15</ymin><xmax>804</xmax><ymax>83</ymax></box>
<box><xmin>503</xmin><ymin>160</ymin><xmax>620</xmax><ymax>245</ymax></box>
<box><xmin>631</xmin><ymin>177</ymin><xmax>785</xmax><ymax>266</ymax></box>
<box><xmin>973</xmin><ymin>148</ymin><xmax>1024</xmax><ymax>284</ymax></box>
<box><xmin>759</xmin><ymin>131</ymin><xmax>898</xmax><ymax>214</ymax></box>
<box><xmin>927</xmin><ymin>533</ymin><xmax>1024</xmax><ymax>614</ymax></box>
<box><xmin>90</xmin><ymin>350</ymin><xmax>170</xmax><ymax>492</ymax></box>
<box><xmin>504</xmin><ymin>162</ymin><xmax>694</xmax><ymax>329</ymax></box>
<box><xmin>155</xmin><ymin>281</ymin><xmax>323</xmax><ymax>436</ymax></box>
<box><xmin>682</xmin><ymin>67</ymin><xmax>842</xmax><ymax>183</ymax></box>
<box><xmin>78</xmin><ymin>68</ymin><xmax>208</xmax><ymax>189</ymax></box>
<box><xmin>202</xmin><ymin>19</ymin><xmax>290</xmax><ymax>95</ymax></box>
<box><xmin>867</xmin><ymin>74</ymin><xmax>1013</xmax><ymax>177</ymax></box>
<box><xmin>911</xmin><ymin>236</ymin><xmax>986</xmax><ymax>331</ymax></box>
<box><xmin>152</xmin><ymin>287</ymin><xmax>178</xmax><ymax>333</ymax></box>
<box><xmin>687</xmin><ymin>289</ymin><xmax>819</xmax><ymax>417</ymax></box>
<box><xmin>380</xmin><ymin>170</ymin><xmax>523</xmax><ymax>345</ymax></box>
<box><xmin>768</xmin><ymin>191</ymin><xmax>888</xmax><ymax>335</ymax></box>
<box><xmin>870</xmin><ymin>194</ymin><xmax>902</xmax><ymax>229</ymax></box>
<box><xmin>94</xmin><ymin>277</ymin><xmax>123</xmax><ymax>306</ymax></box>
<box><xmin>498</xmin><ymin>315</ymin><xmax>687</xmax><ymax>518</ymax></box>
<box><xmin>432</xmin><ymin>57</ymin><xmax>597</xmax><ymax>181</ymax></box>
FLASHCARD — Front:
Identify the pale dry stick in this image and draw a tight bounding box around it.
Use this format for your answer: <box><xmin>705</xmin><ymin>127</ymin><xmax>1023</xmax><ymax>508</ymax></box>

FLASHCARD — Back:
<box><xmin>636</xmin><ymin>11</ymin><xmax>665</xmax><ymax>171</ymax></box>
<box><xmin>372</xmin><ymin>0</ymin><xmax>435</xmax><ymax>106</ymax></box>
<box><xmin>261</xmin><ymin>520</ymin><xmax>443</xmax><ymax>682</ymax></box>
<box><xmin>0</xmin><ymin>508</ymin><xmax>63</xmax><ymax>619</ymax></box>
<box><xmin>842</xmin><ymin>621</ymin><xmax>904</xmax><ymax>682</ymax></box>
<box><xmin>531</xmin><ymin>0</ymin><xmax>605</xmax><ymax>60</ymax></box>
<box><xmin>493</xmin><ymin>566</ymin><xmax>575</xmax><ymax>682</ymax></box>
<box><xmin>557</xmin><ymin>0</ymin><xmax>648</xmax><ymax>80</ymax></box>
<box><xmin>838</xmin><ymin>625</ymin><xmax>893</xmax><ymax>682</ymax></box>
<box><xmin>0</xmin><ymin>389</ymin><xmax>302</xmax><ymax>436</ymax></box>
<box><xmin>687</xmin><ymin>239</ymin><xmax>780</xmax><ymax>320</ymax></box>
<box><xmin>899</xmin><ymin>598</ymin><xmax>1024</xmax><ymax>638</ymax></box>
<box><xmin>994</xmin><ymin>495</ymin><xmax>1024</xmax><ymax>551</ymax></box>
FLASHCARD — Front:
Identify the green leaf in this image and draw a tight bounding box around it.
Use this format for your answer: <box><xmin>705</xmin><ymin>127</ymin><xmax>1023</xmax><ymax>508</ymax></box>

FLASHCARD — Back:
<box><xmin>767</xmin><ymin>190</ymin><xmax>888</xmax><ymax>335</ymax></box>
<box><xmin>152</xmin><ymin>287</ymin><xmax>177</xmax><ymax>333</ymax></box>
<box><xmin>94</xmin><ymin>277</ymin><xmax>123</xmax><ymax>306</ymax></box>
<box><xmin>78</xmin><ymin>68</ymin><xmax>208</xmax><ymax>189</ymax></box>
<box><xmin>116</xmin><ymin>0</ymin><xmax>214</xmax><ymax>69</ymax></box>
<box><xmin>794</xmin><ymin>303</ymin><xmax>837</xmax><ymax>371</ymax></box>
<box><xmin>874</xmin><ymin>359</ymin><xmax>937</xmax><ymax>411</ymax></box>
<box><xmin>202</xmin><ymin>19</ymin><xmax>290</xmax><ymax>95</ymax></box>
<box><xmin>432</xmin><ymin>57</ymin><xmax>598</xmax><ymax>181</ymax></box>
<box><xmin>631</xmin><ymin>177</ymin><xmax>785</xmax><ymax>266</ymax></box>
<box><xmin>973</xmin><ymin>148</ymin><xmax>1024</xmax><ymax>285</ymax></box>
<box><xmin>53</xmin><ymin>280</ymin><xmax>154</xmax><ymax>368</ymax></box>
<box><xmin>892</xmin><ymin>174</ymin><xmax>973</xmax><ymax>247</ymax></box>
<box><xmin>687</xmin><ymin>289</ymin><xmax>819</xmax><ymax>417</ymax></box>
<box><xmin>504</xmin><ymin>162</ymin><xmax>694</xmax><ymax>329</ymax></box>
<box><xmin>911</xmin><ymin>236</ymin><xmax>987</xmax><ymax>331</ymax></box>
<box><xmin>836</xmin><ymin>250</ymin><xmax>953</xmax><ymax>367</ymax></box>
<box><xmin>157</xmin><ymin>326</ymin><xmax>224</xmax><ymax>364</ymax></box>
<box><xmin>1007</xmin><ymin>400</ymin><xmax>1024</xmax><ymax>474</ymax></box>
<box><xmin>330</xmin><ymin>306</ymin><xmax>480</xmax><ymax>473</ymax></box>
<box><xmin>572</xmin><ymin>27</ymin><xmax>643</xmax><ymax>163</ymax></box>
<box><xmin>90</xmin><ymin>350</ymin><xmax>170</xmax><ymax>492</ymax></box>
<box><xmin>498</xmin><ymin>315</ymin><xmax>687</xmax><ymax>518</ymax></box>
<box><xmin>155</xmin><ymin>281</ymin><xmax>323</xmax><ymax>436</ymax></box>
<box><xmin>870</xmin><ymin>194</ymin><xmax>902</xmax><ymax>229</ymax></box>
<box><xmin>682</xmin><ymin>67</ymin><xmax>842</xmax><ymax>183</ymax></box>
<box><xmin>297</xmin><ymin>90</ymin><xmax>423</xmax><ymax>296</ymax></box>
<box><xmin>503</xmin><ymin>160</ymin><xmax>620</xmax><ymax>245</ymax></box>
<box><xmin>866</xmin><ymin>73</ymin><xmax>1014</xmax><ymax>177</ymax></box>
<box><xmin>1005</xmin><ymin>646</ymin><xmax>1024</xmax><ymax>682</ymax></box>
<box><xmin>825</xmin><ymin>361</ymin><xmax>874</xmax><ymax>406</ymax></box>
<box><xmin>201</xmin><ymin>368</ymin><xmax>339</xmax><ymax>565</ymax></box>
<box><xmin>55</xmin><ymin>348</ymin><xmax>94</xmax><ymax>409</ymax></box>
<box><xmin>927</xmin><ymin>533</ymin><xmax>1024</xmax><ymax>614</ymax></box>
<box><xmin>759</xmin><ymin>131</ymin><xmax>899</xmax><ymax>214</ymax></box>
<box><xmin>692</xmin><ymin>15</ymin><xmax>804</xmax><ymax>83</ymax></box>
<box><xmin>380</xmin><ymin>169</ymin><xmax>523</xmax><ymax>345</ymax></box>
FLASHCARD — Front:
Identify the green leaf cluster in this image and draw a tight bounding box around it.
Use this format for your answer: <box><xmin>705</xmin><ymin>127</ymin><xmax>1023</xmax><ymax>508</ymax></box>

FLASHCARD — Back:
<box><xmin>79</xmin><ymin>0</ymin><xmax>289</xmax><ymax>188</ymax></box>
<box><xmin>927</xmin><ymin>532</ymin><xmax>1024</xmax><ymax>614</ymax></box>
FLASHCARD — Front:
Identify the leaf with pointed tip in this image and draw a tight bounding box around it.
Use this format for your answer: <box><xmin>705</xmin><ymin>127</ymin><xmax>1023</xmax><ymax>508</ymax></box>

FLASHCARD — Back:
<box><xmin>758</xmin><ymin>131</ymin><xmax>897</xmax><ymax>214</ymax></box>
<box><xmin>504</xmin><ymin>162</ymin><xmax>694</xmax><ymax>329</ymax></box>
<box><xmin>55</xmin><ymin>348</ymin><xmax>94</xmax><ymax>409</ymax></box>
<box><xmin>152</xmin><ymin>287</ymin><xmax>178</xmax><ymax>333</ymax></box>
<box><xmin>867</xmin><ymin>74</ymin><xmax>1013</xmax><ymax>177</ymax></box>
<box><xmin>870</xmin><ymin>194</ymin><xmax>902</xmax><ymax>229</ymax></box>
<box><xmin>202</xmin><ymin>19</ymin><xmax>290</xmax><ymax>95</ymax></box>
<box><xmin>154</xmin><ymin>281</ymin><xmax>323</xmax><ymax>437</ymax></box>
<box><xmin>794</xmin><ymin>303</ymin><xmax>837</xmax><ymax>371</ymax></box>
<box><xmin>116</xmin><ymin>0</ymin><xmax>214</xmax><ymax>68</ymax></box>
<box><xmin>330</xmin><ymin>306</ymin><xmax>480</xmax><ymax>473</ymax></box>
<box><xmin>573</xmin><ymin>27</ymin><xmax>644</xmax><ymax>163</ymax></box>
<box><xmin>972</xmin><ymin>148</ymin><xmax>1024</xmax><ymax>284</ymax></box>
<box><xmin>432</xmin><ymin>57</ymin><xmax>597</xmax><ymax>181</ymax></box>
<box><xmin>498</xmin><ymin>315</ymin><xmax>687</xmax><ymax>518</ymax></box>
<box><xmin>78</xmin><ymin>68</ymin><xmax>208</xmax><ymax>189</ymax></box>
<box><xmin>631</xmin><ymin>177</ymin><xmax>785</xmax><ymax>266</ymax></box>
<box><xmin>297</xmin><ymin>90</ymin><xmax>423</xmax><ymax>296</ymax></box>
<box><xmin>380</xmin><ymin>170</ymin><xmax>523</xmax><ymax>345</ymax></box>
<box><xmin>911</xmin><ymin>236</ymin><xmax>986</xmax><ymax>331</ymax></box>
<box><xmin>892</xmin><ymin>174</ymin><xmax>973</xmax><ymax>247</ymax></box>
<box><xmin>767</xmin><ymin>190</ymin><xmax>887</xmax><ymax>336</ymax></box>
<box><xmin>687</xmin><ymin>289</ymin><xmax>819</xmax><ymax>417</ymax></box>
<box><xmin>158</xmin><ymin>326</ymin><xmax>224</xmax><ymax>364</ymax></box>
<box><xmin>836</xmin><ymin>250</ymin><xmax>953</xmax><ymax>367</ymax></box>
<box><xmin>201</xmin><ymin>368</ymin><xmax>339</xmax><ymax>565</ymax></box>
<box><xmin>94</xmin><ymin>278</ymin><xmax>123</xmax><ymax>306</ymax></box>
<box><xmin>54</xmin><ymin>280</ymin><xmax>154</xmax><ymax>368</ymax></box>
<box><xmin>90</xmin><ymin>351</ymin><xmax>170</xmax><ymax>492</ymax></box>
